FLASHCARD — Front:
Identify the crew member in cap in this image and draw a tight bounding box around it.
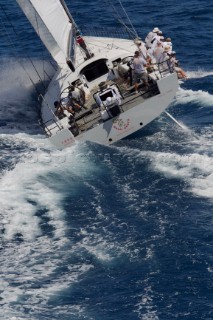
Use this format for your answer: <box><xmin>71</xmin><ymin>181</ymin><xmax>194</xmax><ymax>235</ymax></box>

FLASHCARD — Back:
<box><xmin>164</xmin><ymin>45</ymin><xmax>172</xmax><ymax>55</ymax></box>
<box><xmin>162</xmin><ymin>37</ymin><xmax>173</xmax><ymax>52</ymax></box>
<box><xmin>150</xmin><ymin>28</ymin><xmax>163</xmax><ymax>52</ymax></box>
<box><xmin>134</xmin><ymin>37</ymin><xmax>149</xmax><ymax>59</ymax></box>
<box><xmin>167</xmin><ymin>52</ymin><xmax>188</xmax><ymax>79</ymax></box>
<box><xmin>145</xmin><ymin>27</ymin><xmax>161</xmax><ymax>49</ymax></box>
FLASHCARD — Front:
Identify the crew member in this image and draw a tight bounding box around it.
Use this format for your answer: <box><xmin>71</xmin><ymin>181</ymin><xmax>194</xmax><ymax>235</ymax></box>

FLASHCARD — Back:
<box><xmin>132</xmin><ymin>51</ymin><xmax>149</xmax><ymax>93</ymax></box>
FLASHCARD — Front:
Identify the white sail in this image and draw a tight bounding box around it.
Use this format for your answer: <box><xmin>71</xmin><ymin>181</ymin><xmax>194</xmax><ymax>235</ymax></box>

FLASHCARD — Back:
<box><xmin>16</xmin><ymin>0</ymin><xmax>76</xmax><ymax>67</ymax></box>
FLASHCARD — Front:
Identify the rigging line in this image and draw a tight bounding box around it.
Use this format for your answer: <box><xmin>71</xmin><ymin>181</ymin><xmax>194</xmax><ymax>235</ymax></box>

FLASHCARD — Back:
<box><xmin>116</xmin><ymin>19</ymin><xmax>138</xmax><ymax>39</ymax></box>
<box><xmin>104</xmin><ymin>0</ymin><xmax>123</xmax><ymax>22</ymax></box>
<box><xmin>49</xmin><ymin>59</ymin><xmax>57</xmax><ymax>72</ymax></box>
<box><xmin>104</xmin><ymin>0</ymin><xmax>137</xmax><ymax>40</ymax></box>
<box><xmin>117</xmin><ymin>0</ymin><xmax>138</xmax><ymax>38</ymax></box>
<box><xmin>106</xmin><ymin>0</ymin><xmax>130</xmax><ymax>30</ymax></box>
<box><xmin>60</xmin><ymin>0</ymin><xmax>92</xmax><ymax>60</ymax></box>
<box><xmin>84</xmin><ymin>39</ymin><xmax>134</xmax><ymax>54</ymax></box>
<box><xmin>0</xmin><ymin>17</ymin><xmax>41</xmax><ymax>96</ymax></box>
<box><xmin>0</xmin><ymin>4</ymin><xmax>46</xmax><ymax>91</ymax></box>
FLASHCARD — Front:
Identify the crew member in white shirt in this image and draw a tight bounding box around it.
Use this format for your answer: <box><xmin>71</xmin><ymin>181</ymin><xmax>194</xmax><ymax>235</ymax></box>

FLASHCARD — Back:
<box><xmin>145</xmin><ymin>27</ymin><xmax>160</xmax><ymax>49</ymax></box>
<box><xmin>132</xmin><ymin>51</ymin><xmax>149</xmax><ymax>93</ymax></box>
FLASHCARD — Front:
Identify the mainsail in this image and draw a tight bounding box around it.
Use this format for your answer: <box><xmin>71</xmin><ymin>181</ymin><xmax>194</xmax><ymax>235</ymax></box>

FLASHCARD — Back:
<box><xmin>16</xmin><ymin>0</ymin><xmax>76</xmax><ymax>68</ymax></box>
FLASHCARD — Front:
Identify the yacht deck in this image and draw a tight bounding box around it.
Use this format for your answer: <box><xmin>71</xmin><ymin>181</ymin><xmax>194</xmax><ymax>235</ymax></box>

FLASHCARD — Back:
<box><xmin>73</xmin><ymin>81</ymin><xmax>160</xmax><ymax>133</ymax></box>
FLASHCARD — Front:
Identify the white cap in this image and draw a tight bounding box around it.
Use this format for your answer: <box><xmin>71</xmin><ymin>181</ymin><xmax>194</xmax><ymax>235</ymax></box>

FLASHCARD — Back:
<box><xmin>153</xmin><ymin>27</ymin><xmax>160</xmax><ymax>33</ymax></box>
<box><xmin>164</xmin><ymin>45</ymin><xmax>171</xmax><ymax>52</ymax></box>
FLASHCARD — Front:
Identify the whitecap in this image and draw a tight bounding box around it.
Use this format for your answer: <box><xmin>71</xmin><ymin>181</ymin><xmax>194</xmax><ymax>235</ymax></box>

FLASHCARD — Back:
<box><xmin>186</xmin><ymin>69</ymin><xmax>213</xmax><ymax>79</ymax></box>
<box><xmin>174</xmin><ymin>87</ymin><xmax>213</xmax><ymax>107</ymax></box>
<box><xmin>147</xmin><ymin>151</ymin><xmax>213</xmax><ymax>199</ymax></box>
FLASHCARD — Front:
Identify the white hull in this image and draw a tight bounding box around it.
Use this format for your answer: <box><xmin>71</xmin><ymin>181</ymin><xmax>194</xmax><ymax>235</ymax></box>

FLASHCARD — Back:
<box><xmin>16</xmin><ymin>2</ymin><xmax>180</xmax><ymax>150</ymax></box>
<box><xmin>49</xmin><ymin>73</ymin><xmax>178</xmax><ymax>149</ymax></box>
<box><xmin>41</xmin><ymin>37</ymin><xmax>179</xmax><ymax>150</ymax></box>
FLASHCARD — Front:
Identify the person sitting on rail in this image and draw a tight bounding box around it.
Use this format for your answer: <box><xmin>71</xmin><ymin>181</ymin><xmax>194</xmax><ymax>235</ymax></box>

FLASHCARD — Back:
<box><xmin>167</xmin><ymin>52</ymin><xmax>188</xmax><ymax>79</ymax></box>
<box><xmin>54</xmin><ymin>101</ymin><xmax>65</xmax><ymax>119</ymax></box>
<box><xmin>54</xmin><ymin>101</ymin><xmax>75</xmax><ymax>120</ymax></box>
<box><xmin>68</xmin><ymin>85</ymin><xmax>87</xmax><ymax>110</ymax></box>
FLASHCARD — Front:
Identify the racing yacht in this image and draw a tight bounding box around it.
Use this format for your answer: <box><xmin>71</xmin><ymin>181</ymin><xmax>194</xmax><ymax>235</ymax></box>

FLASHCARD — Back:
<box><xmin>16</xmin><ymin>0</ymin><xmax>179</xmax><ymax>149</ymax></box>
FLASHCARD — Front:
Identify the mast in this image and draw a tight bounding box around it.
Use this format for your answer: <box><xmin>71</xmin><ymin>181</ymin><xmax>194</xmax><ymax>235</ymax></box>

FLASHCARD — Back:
<box><xmin>60</xmin><ymin>0</ymin><xmax>93</xmax><ymax>61</ymax></box>
<box><xmin>59</xmin><ymin>0</ymin><xmax>76</xmax><ymax>69</ymax></box>
<box><xmin>59</xmin><ymin>0</ymin><xmax>75</xmax><ymax>23</ymax></box>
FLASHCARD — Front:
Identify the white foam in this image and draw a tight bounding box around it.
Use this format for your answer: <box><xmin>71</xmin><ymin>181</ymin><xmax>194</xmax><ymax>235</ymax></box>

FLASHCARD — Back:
<box><xmin>77</xmin><ymin>221</ymin><xmax>119</xmax><ymax>262</ymax></box>
<box><xmin>113</xmin><ymin>138</ymin><xmax>213</xmax><ymax>200</ymax></box>
<box><xmin>147</xmin><ymin>151</ymin><xmax>213</xmax><ymax>199</ymax></box>
<box><xmin>174</xmin><ymin>87</ymin><xmax>213</xmax><ymax>107</ymax></box>
<box><xmin>0</xmin><ymin>142</ymin><xmax>72</xmax><ymax>241</ymax></box>
<box><xmin>0</xmin><ymin>236</ymin><xmax>94</xmax><ymax>319</ymax></box>
<box><xmin>0</xmin><ymin>140</ymin><xmax>107</xmax><ymax>241</ymax></box>
<box><xmin>135</xmin><ymin>286</ymin><xmax>159</xmax><ymax>320</ymax></box>
<box><xmin>81</xmin><ymin>239</ymin><xmax>113</xmax><ymax>262</ymax></box>
<box><xmin>186</xmin><ymin>70</ymin><xmax>213</xmax><ymax>79</ymax></box>
<box><xmin>0</xmin><ymin>176</ymin><xmax>64</xmax><ymax>241</ymax></box>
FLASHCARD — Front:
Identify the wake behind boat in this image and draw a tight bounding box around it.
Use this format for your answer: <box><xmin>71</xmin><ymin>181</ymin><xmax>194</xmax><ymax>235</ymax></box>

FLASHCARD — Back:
<box><xmin>16</xmin><ymin>0</ymin><xmax>182</xmax><ymax>150</ymax></box>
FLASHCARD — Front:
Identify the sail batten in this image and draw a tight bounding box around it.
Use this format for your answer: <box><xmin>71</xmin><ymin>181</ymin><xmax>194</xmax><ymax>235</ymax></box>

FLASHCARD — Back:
<box><xmin>16</xmin><ymin>0</ymin><xmax>76</xmax><ymax>67</ymax></box>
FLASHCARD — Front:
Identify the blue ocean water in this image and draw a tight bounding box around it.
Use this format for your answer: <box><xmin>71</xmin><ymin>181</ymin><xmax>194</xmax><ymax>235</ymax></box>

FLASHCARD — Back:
<box><xmin>0</xmin><ymin>1</ymin><xmax>213</xmax><ymax>319</ymax></box>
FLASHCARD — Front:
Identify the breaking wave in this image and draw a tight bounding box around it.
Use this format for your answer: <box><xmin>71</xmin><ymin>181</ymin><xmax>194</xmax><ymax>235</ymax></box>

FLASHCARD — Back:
<box><xmin>0</xmin><ymin>60</ymin><xmax>212</xmax><ymax>320</ymax></box>
<box><xmin>186</xmin><ymin>70</ymin><xmax>213</xmax><ymax>79</ymax></box>
<box><xmin>174</xmin><ymin>87</ymin><xmax>213</xmax><ymax>107</ymax></box>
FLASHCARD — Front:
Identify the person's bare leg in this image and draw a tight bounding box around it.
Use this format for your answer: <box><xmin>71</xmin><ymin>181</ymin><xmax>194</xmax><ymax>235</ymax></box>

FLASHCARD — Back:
<box><xmin>134</xmin><ymin>83</ymin><xmax>139</xmax><ymax>93</ymax></box>
<box><xmin>179</xmin><ymin>68</ymin><xmax>188</xmax><ymax>79</ymax></box>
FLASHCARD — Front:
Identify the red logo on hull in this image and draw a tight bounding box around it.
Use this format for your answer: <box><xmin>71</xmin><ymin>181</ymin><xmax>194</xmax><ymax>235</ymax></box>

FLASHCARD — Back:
<box><xmin>113</xmin><ymin>118</ymin><xmax>130</xmax><ymax>131</ymax></box>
